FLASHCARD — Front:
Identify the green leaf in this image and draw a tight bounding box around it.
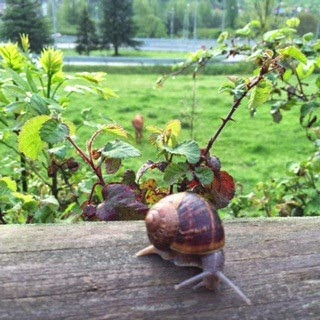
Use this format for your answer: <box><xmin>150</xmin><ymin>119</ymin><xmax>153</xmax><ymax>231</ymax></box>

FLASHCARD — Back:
<box><xmin>40</xmin><ymin>119</ymin><xmax>69</xmax><ymax>144</ymax></box>
<box><xmin>303</xmin><ymin>32</ymin><xmax>314</xmax><ymax>42</ymax></box>
<box><xmin>300</xmin><ymin>102</ymin><xmax>320</xmax><ymax>118</ymax></box>
<box><xmin>283</xmin><ymin>69</ymin><xmax>292</xmax><ymax>82</ymax></box>
<box><xmin>18</xmin><ymin>115</ymin><xmax>51</xmax><ymax>159</ymax></box>
<box><xmin>263</xmin><ymin>29</ymin><xmax>285</xmax><ymax>42</ymax></box>
<box><xmin>103</xmin><ymin>124</ymin><xmax>130</xmax><ymax>139</ymax></box>
<box><xmin>3</xmin><ymin>84</ymin><xmax>26</xmax><ymax>98</ymax></box>
<box><xmin>296</xmin><ymin>60</ymin><xmax>315</xmax><ymax>80</ymax></box>
<box><xmin>163</xmin><ymin>140</ymin><xmax>201</xmax><ymax>164</ymax></box>
<box><xmin>8</xmin><ymin>69</ymin><xmax>30</xmax><ymax>91</ymax></box>
<box><xmin>76</xmin><ymin>72</ymin><xmax>106</xmax><ymax>84</ymax></box>
<box><xmin>195</xmin><ymin>167</ymin><xmax>214</xmax><ymax>185</ymax></box>
<box><xmin>26</xmin><ymin>69</ymin><xmax>38</xmax><ymax>93</ymax></box>
<box><xmin>40</xmin><ymin>48</ymin><xmax>63</xmax><ymax>75</ymax></box>
<box><xmin>279</xmin><ymin>46</ymin><xmax>307</xmax><ymax>65</ymax></box>
<box><xmin>95</xmin><ymin>87</ymin><xmax>118</xmax><ymax>100</ymax></box>
<box><xmin>286</xmin><ymin>17</ymin><xmax>300</xmax><ymax>28</ymax></box>
<box><xmin>286</xmin><ymin>161</ymin><xmax>300</xmax><ymax>175</ymax></box>
<box><xmin>5</xmin><ymin>101</ymin><xmax>27</xmax><ymax>113</ymax></box>
<box><xmin>48</xmin><ymin>145</ymin><xmax>67</xmax><ymax>159</ymax></box>
<box><xmin>0</xmin><ymin>42</ymin><xmax>25</xmax><ymax>72</ymax></box>
<box><xmin>163</xmin><ymin>162</ymin><xmax>188</xmax><ymax>185</ymax></box>
<box><xmin>0</xmin><ymin>177</ymin><xmax>17</xmax><ymax>191</ymax></box>
<box><xmin>165</xmin><ymin>120</ymin><xmax>181</xmax><ymax>137</ymax></box>
<box><xmin>102</xmin><ymin>139</ymin><xmax>141</xmax><ymax>159</ymax></box>
<box><xmin>29</xmin><ymin>94</ymin><xmax>50</xmax><ymax>115</ymax></box>
<box><xmin>217</xmin><ymin>31</ymin><xmax>229</xmax><ymax>43</ymax></box>
<box><xmin>0</xmin><ymin>90</ymin><xmax>9</xmax><ymax>104</ymax></box>
<box><xmin>248</xmin><ymin>79</ymin><xmax>272</xmax><ymax>110</ymax></box>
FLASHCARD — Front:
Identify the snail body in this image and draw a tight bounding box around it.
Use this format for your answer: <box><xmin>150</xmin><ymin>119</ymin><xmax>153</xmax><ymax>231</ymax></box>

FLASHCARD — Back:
<box><xmin>136</xmin><ymin>192</ymin><xmax>251</xmax><ymax>305</ymax></box>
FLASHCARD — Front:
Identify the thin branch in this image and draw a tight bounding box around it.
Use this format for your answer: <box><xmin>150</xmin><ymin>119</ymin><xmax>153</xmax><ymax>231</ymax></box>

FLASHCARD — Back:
<box><xmin>204</xmin><ymin>73</ymin><xmax>265</xmax><ymax>156</ymax></box>
<box><xmin>88</xmin><ymin>182</ymin><xmax>103</xmax><ymax>204</ymax></box>
<box><xmin>67</xmin><ymin>136</ymin><xmax>105</xmax><ymax>185</ymax></box>
<box><xmin>291</xmin><ymin>64</ymin><xmax>308</xmax><ymax>101</ymax></box>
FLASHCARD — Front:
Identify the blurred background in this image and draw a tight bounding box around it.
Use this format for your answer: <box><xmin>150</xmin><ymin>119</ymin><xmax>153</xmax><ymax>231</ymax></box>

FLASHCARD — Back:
<box><xmin>0</xmin><ymin>0</ymin><xmax>319</xmax><ymax>56</ymax></box>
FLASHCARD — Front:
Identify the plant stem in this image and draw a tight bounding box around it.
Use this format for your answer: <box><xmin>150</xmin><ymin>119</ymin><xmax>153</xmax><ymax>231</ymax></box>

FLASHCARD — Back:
<box><xmin>190</xmin><ymin>76</ymin><xmax>197</xmax><ymax>139</ymax></box>
<box><xmin>47</xmin><ymin>72</ymin><xmax>52</xmax><ymax>99</ymax></box>
<box><xmin>20</xmin><ymin>153</ymin><xmax>28</xmax><ymax>192</ymax></box>
<box><xmin>291</xmin><ymin>64</ymin><xmax>307</xmax><ymax>101</ymax></box>
<box><xmin>88</xmin><ymin>182</ymin><xmax>103</xmax><ymax>204</ymax></box>
<box><xmin>67</xmin><ymin>136</ymin><xmax>105</xmax><ymax>185</ymax></box>
<box><xmin>204</xmin><ymin>74</ymin><xmax>265</xmax><ymax>156</ymax></box>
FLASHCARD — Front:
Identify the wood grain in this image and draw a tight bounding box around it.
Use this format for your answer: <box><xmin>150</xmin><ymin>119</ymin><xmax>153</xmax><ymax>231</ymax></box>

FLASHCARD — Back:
<box><xmin>0</xmin><ymin>218</ymin><xmax>319</xmax><ymax>320</ymax></box>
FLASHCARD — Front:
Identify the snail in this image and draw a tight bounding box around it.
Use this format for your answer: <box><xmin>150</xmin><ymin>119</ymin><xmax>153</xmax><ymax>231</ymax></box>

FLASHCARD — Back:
<box><xmin>136</xmin><ymin>192</ymin><xmax>251</xmax><ymax>305</ymax></box>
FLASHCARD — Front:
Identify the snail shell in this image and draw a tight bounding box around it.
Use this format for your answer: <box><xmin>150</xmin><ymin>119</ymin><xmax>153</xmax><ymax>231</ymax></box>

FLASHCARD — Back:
<box><xmin>137</xmin><ymin>192</ymin><xmax>251</xmax><ymax>305</ymax></box>
<box><xmin>145</xmin><ymin>192</ymin><xmax>225</xmax><ymax>255</ymax></box>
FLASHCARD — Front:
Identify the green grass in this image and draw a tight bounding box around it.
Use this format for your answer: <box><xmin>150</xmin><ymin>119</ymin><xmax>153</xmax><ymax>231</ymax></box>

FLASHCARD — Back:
<box><xmin>62</xmin><ymin>49</ymin><xmax>189</xmax><ymax>59</ymax></box>
<box><xmin>64</xmin><ymin>62</ymin><xmax>255</xmax><ymax>75</ymax></box>
<box><xmin>62</xmin><ymin>73</ymin><xmax>314</xmax><ymax>193</ymax></box>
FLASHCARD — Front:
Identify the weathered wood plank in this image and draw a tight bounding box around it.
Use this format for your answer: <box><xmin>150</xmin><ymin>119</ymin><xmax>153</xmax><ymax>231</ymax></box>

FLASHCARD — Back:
<box><xmin>0</xmin><ymin>218</ymin><xmax>319</xmax><ymax>320</ymax></box>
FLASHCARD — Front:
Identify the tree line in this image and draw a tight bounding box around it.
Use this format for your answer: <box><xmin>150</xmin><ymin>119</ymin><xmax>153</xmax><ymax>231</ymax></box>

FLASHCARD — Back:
<box><xmin>0</xmin><ymin>0</ymin><xmax>319</xmax><ymax>56</ymax></box>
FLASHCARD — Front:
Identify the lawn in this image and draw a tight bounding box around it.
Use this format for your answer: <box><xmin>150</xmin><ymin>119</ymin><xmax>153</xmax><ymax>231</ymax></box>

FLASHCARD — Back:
<box><xmin>61</xmin><ymin>73</ymin><xmax>314</xmax><ymax>194</ymax></box>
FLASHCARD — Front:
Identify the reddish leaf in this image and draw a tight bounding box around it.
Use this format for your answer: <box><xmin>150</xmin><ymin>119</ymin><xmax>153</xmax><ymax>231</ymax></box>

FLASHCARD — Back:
<box><xmin>105</xmin><ymin>158</ymin><xmax>121</xmax><ymax>174</ymax></box>
<box><xmin>97</xmin><ymin>184</ymin><xmax>148</xmax><ymax>221</ymax></box>
<box><xmin>209</xmin><ymin>171</ymin><xmax>235</xmax><ymax>209</ymax></box>
<box><xmin>188</xmin><ymin>180</ymin><xmax>200</xmax><ymax>190</ymax></box>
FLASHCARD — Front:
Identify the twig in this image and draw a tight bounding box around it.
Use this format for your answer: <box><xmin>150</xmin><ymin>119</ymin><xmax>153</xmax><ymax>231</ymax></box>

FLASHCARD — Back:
<box><xmin>291</xmin><ymin>64</ymin><xmax>308</xmax><ymax>101</ymax></box>
<box><xmin>204</xmin><ymin>73</ymin><xmax>265</xmax><ymax>156</ymax></box>
<box><xmin>67</xmin><ymin>136</ymin><xmax>105</xmax><ymax>185</ymax></box>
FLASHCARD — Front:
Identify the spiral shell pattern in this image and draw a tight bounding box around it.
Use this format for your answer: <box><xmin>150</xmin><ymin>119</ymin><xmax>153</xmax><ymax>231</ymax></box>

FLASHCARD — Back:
<box><xmin>145</xmin><ymin>192</ymin><xmax>225</xmax><ymax>255</ymax></box>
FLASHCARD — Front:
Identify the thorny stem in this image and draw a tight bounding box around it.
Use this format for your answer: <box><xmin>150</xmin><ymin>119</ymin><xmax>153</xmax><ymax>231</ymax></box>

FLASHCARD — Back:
<box><xmin>87</xmin><ymin>129</ymin><xmax>103</xmax><ymax>164</ymax></box>
<box><xmin>67</xmin><ymin>136</ymin><xmax>105</xmax><ymax>186</ymax></box>
<box><xmin>203</xmin><ymin>73</ymin><xmax>265</xmax><ymax>157</ymax></box>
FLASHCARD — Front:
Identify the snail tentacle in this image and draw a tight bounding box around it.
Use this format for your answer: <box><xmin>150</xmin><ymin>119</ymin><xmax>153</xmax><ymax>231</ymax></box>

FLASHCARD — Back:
<box><xmin>174</xmin><ymin>271</ymin><xmax>211</xmax><ymax>290</ymax></box>
<box><xmin>216</xmin><ymin>271</ymin><xmax>252</xmax><ymax>305</ymax></box>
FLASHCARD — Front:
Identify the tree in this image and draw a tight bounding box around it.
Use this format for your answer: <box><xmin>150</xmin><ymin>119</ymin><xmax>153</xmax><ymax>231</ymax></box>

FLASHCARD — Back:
<box><xmin>226</xmin><ymin>0</ymin><xmax>238</xmax><ymax>29</ymax></box>
<box><xmin>100</xmin><ymin>0</ymin><xmax>140</xmax><ymax>56</ymax></box>
<box><xmin>76</xmin><ymin>6</ymin><xmax>99</xmax><ymax>55</ymax></box>
<box><xmin>60</xmin><ymin>0</ymin><xmax>86</xmax><ymax>26</ymax></box>
<box><xmin>133</xmin><ymin>0</ymin><xmax>167</xmax><ymax>37</ymax></box>
<box><xmin>250</xmin><ymin>0</ymin><xmax>276</xmax><ymax>32</ymax></box>
<box><xmin>1</xmin><ymin>0</ymin><xmax>52</xmax><ymax>53</ymax></box>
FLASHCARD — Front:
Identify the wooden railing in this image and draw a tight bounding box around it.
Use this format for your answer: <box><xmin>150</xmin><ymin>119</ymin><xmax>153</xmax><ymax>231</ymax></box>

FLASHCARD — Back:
<box><xmin>0</xmin><ymin>217</ymin><xmax>319</xmax><ymax>319</ymax></box>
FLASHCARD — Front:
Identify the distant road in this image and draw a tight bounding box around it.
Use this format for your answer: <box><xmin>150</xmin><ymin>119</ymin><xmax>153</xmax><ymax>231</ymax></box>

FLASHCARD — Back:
<box><xmin>58</xmin><ymin>36</ymin><xmax>246</xmax><ymax>66</ymax></box>
<box><xmin>64</xmin><ymin>56</ymin><xmax>186</xmax><ymax>66</ymax></box>
<box><xmin>63</xmin><ymin>55</ymin><xmax>245</xmax><ymax>67</ymax></box>
<box><xmin>56</xmin><ymin>36</ymin><xmax>217</xmax><ymax>52</ymax></box>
